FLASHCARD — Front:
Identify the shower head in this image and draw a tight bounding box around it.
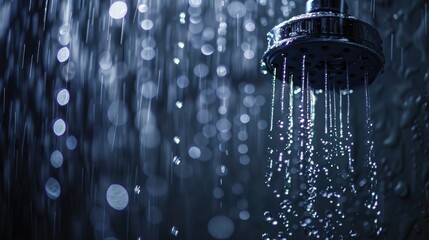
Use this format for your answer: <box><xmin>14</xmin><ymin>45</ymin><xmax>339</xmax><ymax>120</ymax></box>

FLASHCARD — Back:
<box><xmin>261</xmin><ymin>0</ymin><xmax>385</xmax><ymax>90</ymax></box>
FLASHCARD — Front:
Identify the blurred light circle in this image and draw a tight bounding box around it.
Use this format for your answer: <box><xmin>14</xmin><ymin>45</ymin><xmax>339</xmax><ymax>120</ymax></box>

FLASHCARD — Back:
<box><xmin>245</xmin><ymin>0</ymin><xmax>257</xmax><ymax>11</ymax></box>
<box><xmin>137</xmin><ymin>2</ymin><xmax>148</xmax><ymax>12</ymax></box>
<box><xmin>244</xmin><ymin>20</ymin><xmax>255</xmax><ymax>32</ymax></box>
<box><xmin>243</xmin><ymin>96</ymin><xmax>255</xmax><ymax>107</ymax></box>
<box><xmin>59</xmin><ymin>25</ymin><xmax>71</xmax><ymax>35</ymax></box>
<box><xmin>238</xmin><ymin>131</ymin><xmax>248</xmax><ymax>141</ymax></box>
<box><xmin>201</xmin><ymin>44</ymin><xmax>214</xmax><ymax>56</ymax></box>
<box><xmin>188</xmin><ymin>7</ymin><xmax>201</xmax><ymax>17</ymax></box>
<box><xmin>109</xmin><ymin>1</ymin><xmax>128</xmax><ymax>19</ymax></box>
<box><xmin>99</xmin><ymin>52</ymin><xmax>112</xmax><ymax>70</ymax></box>
<box><xmin>141</xmin><ymin>47</ymin><xmax>156</xmax><ymax>60</ymax></box>
<box><xmin>62</xmin><ymin>62</ymin><xmax>76</xmax><ymax>81</ymax></box>
<box><xmin>189</xmin><ymin>22</ymin><xmax>204</xmax><ymax>35</ymax></box>
<box><xmin>189</xmin><ymin>0</ymin><xmax>202</xmax><ymax>8</ymax></box>
<box><xmin>213</xmin><ymin>187</ymin><xmax>224</xmax><ymax>199</ymax></box>
<box><xmin>142</xmin><ymin>37</ymin><xmax>156</xmax><ymax>48</ymax></box>
<box><xmin>241</xmin><ymin>42</ymin><xmax>251</xmax><ymax>51</ymax></box>
<box><xmin>58</xmin><ymin>32</ymin><xmax>71</xmax><ymax>45</ymax></box>
<box><xmin>207</xmin><ymin>215</ymin><xmax>235</xmax><ymax>239</ymax></box>
<box><xmin>244</xmin><ymin>49</ymin><xmax>255</xmax><ymax>59</ymax></box>
<box><xmin>227</xmin><ymin>1</ymin><xmax>246</xmax><ymax>18</ymax></box>
<box><xmin>45</xmin><ymin>177</ymin><xmax>61</xmax><ymax>200</ymax></box>
<box><xmin>177</xmin><ymin>75</ymin><xmax>190</xmax><ymax>88</ymax></box>
<box><xmin>202</xmin><ymin>27</ymin><xmax>216</xmax><ymax>41</ymax></box>
<box><xmin>202</xmin><ymin>124</ymin><xmax>217</xmax><ymax>138</ymax></box>
<box><xmin>240</xmin><ymin>114</ymin><xmax>250</xmax><ymax>124</ymax></box>
<box><xmin>238</xmin><ymin>144</ymin><xmax>248</xmax><ymax>154</ymax></box>
<box><xmin>244</xmin><ymin>84</ymin><xmax>255</xmax><ymax>94</ymax></box>
<box><xmin>237</xmin><ymin>198</ymin><xmax>248</xmax><ymax>209</ymax></box>
<box><xmin>216</xmin><ymin>65</ymin><xmax>228</xmax><ymax>77</ymax></box>
<box><xmin>215</xmin><ymin>12</ymin><xmax>227</xmax><ymax>22</ymax></box>
<box><xmin>140</xmin><ymin>125</ymin><xmax>160</xmax><ymax>148</ymax></box>
<box><xmin>188</xmin><ymin>146</ymin><xmax>201</xmax><ymax>159</ymax></box>
<box><xmin>218</xmin><ymin>106</ymin><xmax>227</xmax><ymax>115</ymax></box>
<box><xmin>219</xmin><ymin>131</ymin><xmax>232</xmax><ymax>142</ymax></box>
<box><xmin>137</xmin><ymin>66</ymin><xmax>152</xmax><ymax>82</ymax></box>
<box><xmin>239</xmin><ymin>155</ymin><xmax>250</xmax><ymax>165</ymax></box>
<box><xmin>239</xmin><ymin>210</ymin><xmax>250</xmax><ymax>221</ymax></box>
<box><xmin>255</xmin><ymin>95</ymin><xmax>266</xmax><ymax>106</ymax></box>
<box><xmin>258</xmin><ymin>120</ymin><xmax>268</xmax><ymax>130</ymax></box>
<box><xmin>107</xmin><ymin>100</ymin><xmax>128</xmax><ymax>126</ymax></box>
<box><xmin>199</xmin><ymin>89</ymin><xmax>216</xmax><ymax>104</ymax></box>
<box><xmin>106</xmin><ymin>184</ymin><xmax>129</xmax><ymax>210</ymax></box>
<box><xmin>57</xmin><ymin>47</ymin><xmax>70</xmax><ymax>63</ymax></box>
<box><xmin>196</xmin><ymin>109</ymin><xmax>212</xmax><ymax>124</ymax></box>
<box><xmin>216</xmin><ymin>86</ymin><xmax>231</xmax><ymax>99</ymax></box>
<box><xmin>57</xmin><ymin>89</ymin><xmax>70</xmax><ymax>106</ymax></box>
<box><xmin>50</xmin><ymin>150</ymin><xmax>63</xmax><ymax>168</ymax></box>
<box><xmin>140</xmin><ymin>19</ymin><xmax>153</xmax><ymax>30</ymax></box>
<box><xmin>141</xmin><ymin>81</ymin><xmax>158</xmax><ymax>99</ymax></box>
<box><xmin>216</xmin><ymin>118</ymin><xmax>232</xmax><ymax>132</ymax></box>
<box><xmin>193</xmin><ymin>64</ymin><xmax>209</xmax><ymax>78</ymax></box>
<box><xmin>250</xmin><ymin>105</ymin><xmax>260</xmax><ymax>115</ymax></box>
<box><xmin>53</xmin><ymin>119</ymin><xmax>66</xmax><ymax>136</ymax></box>
<box><xmin>66</xmin><ymin>135</ymin><xmax>78</xmax><ymax>150</ymax></box>
<box><xmin>190</xmin><ymin>15</ymin><xmax>202</xmax><ymax>23</ymax></box>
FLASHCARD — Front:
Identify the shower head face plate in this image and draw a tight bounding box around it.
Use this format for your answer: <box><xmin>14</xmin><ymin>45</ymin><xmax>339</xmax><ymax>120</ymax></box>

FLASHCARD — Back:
<box><xmin>261</xmin><ymin>12</ymin><xmax>385</xmax><ymax>90</ymax></box>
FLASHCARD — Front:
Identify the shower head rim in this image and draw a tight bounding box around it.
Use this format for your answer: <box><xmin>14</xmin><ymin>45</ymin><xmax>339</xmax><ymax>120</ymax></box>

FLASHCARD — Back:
<box><xmin>261</xmin><ymin>38</ymin><xmax>384</xmax><ymax>88</ymax></box>
<box><xmin>260</xmin><ymin>11</ymin><xmax>385</xmax><ymax>89</ymax></box>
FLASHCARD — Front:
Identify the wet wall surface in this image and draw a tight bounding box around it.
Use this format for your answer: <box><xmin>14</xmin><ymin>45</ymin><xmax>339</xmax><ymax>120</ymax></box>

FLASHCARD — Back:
<box><xmin>0</xmin><ymin>0</ymin><xmax>429</xmax><ymax>239</ymax></box>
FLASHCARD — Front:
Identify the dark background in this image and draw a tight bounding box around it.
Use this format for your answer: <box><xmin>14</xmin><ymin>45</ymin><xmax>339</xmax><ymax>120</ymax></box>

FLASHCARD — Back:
<box><xmin>1</xmin><ymin>0</ymin><xmax>429</xmax><ymax>239</ymax></box>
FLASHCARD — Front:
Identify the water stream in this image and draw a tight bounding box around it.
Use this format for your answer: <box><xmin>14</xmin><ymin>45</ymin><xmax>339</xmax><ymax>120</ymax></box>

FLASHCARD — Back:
<box><xmin>265</xmin><ymin>57</ymin><xmax>380</xmax><ymax>239</ymax></box>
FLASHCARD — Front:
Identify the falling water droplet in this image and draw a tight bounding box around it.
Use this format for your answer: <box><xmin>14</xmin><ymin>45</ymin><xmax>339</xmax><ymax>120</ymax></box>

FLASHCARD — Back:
<box><xmin>171</xmin><ymin>226</ymin><xmax>179</xmax><ymax>236</ymax></box>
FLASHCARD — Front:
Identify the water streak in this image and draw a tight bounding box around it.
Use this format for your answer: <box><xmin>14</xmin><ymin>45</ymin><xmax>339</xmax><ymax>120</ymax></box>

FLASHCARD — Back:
<box><xmin>270</xmin><ymin>68</ymin><xmax>277</xmax><ymax>132</ymax></box>
<box><xmin>324</xmin><ymin>61</ymin><xmax>328</xmax><ymax>134</ymax></box>
<box><xmin>281</xmin><ymin>58</ymin><xmax>287</xmax><ymax>113</ymax></box>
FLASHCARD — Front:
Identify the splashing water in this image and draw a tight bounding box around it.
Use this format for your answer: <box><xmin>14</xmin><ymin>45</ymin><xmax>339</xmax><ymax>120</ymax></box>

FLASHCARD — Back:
<box><xmin>264</xmin><ymin>57</ymin><xmax>380</xmax><ymax>239</ymax></box>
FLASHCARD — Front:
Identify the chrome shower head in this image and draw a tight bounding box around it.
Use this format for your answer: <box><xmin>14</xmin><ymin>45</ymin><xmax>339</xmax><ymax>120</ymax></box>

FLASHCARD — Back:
<box><xmin>261</xmin><ymin>0</ymin><xmax>385</xmax><ymax>90</ymax></box>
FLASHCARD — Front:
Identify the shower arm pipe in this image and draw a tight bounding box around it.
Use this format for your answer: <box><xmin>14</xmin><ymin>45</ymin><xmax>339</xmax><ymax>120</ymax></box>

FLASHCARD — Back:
<box><xmin>306</xmin><ymin>0</ymin><xmax>348</xmax><ymax>14</ymax></box>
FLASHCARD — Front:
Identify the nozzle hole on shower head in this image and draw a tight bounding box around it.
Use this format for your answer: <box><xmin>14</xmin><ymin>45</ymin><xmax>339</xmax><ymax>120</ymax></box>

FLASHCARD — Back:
<box><xmin>264</xmin><ymin>41</ymin><xmax>383</xmax><ymax>90</ymax></box>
